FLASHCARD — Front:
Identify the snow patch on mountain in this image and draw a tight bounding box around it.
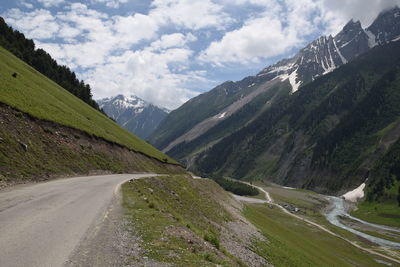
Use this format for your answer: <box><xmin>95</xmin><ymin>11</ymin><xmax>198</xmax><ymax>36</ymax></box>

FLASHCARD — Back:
<box><xmin>365</xmin><ymin>30</ymin><xmax>378</xmax><ymax>48</ymax></box>
<box><xmin>99</xmin><ymin>95</ymin><xmax>148</xmax><ymax>111</ymax></box>
<box><xmin>216</xmin><ymin>112</ymin><xmax>226</xmax><ymax>119</ymax></box>
<box><xmin>333</xmin><ymin>39</ymin><xmax>347</xmax><ymax>64</ymax></box>
<box><xmin>97</xmin><ymin>94</ymin><xmax>168</xmax><ymax>139</ymax></box>
<box><xmin>288</xmin><ymin>69</ymin><xmax>301</xmax><ymax>92</ymax></box>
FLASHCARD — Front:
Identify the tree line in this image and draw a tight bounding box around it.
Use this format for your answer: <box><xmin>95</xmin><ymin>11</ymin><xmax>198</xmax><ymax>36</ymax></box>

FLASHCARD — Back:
<box><xmin>210</xmin><ymin>175</ymin><xmax>259</xmax><ymax>196</ymax></box>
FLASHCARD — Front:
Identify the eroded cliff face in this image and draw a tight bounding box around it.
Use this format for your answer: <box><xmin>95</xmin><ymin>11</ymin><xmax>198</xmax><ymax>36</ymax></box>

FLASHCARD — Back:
<box><xmin>0</xmin><ymin>103</ymin><xmax>184</xmax><ymax>188</ymax></box>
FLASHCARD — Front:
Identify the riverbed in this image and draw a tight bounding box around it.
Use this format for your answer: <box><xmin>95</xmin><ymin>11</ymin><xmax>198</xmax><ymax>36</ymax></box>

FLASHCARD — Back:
<box><xmin>325</xmin><ymin>196</ymin><xmax>400</xmax><ymax>249</ymax></box>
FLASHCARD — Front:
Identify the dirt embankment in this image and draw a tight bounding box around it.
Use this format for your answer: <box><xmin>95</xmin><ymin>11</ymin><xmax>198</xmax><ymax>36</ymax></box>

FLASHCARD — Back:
<box><xmin>0</xmin><ymin>103</ymin><xmax>184</xmax><ymax>188</ymax></box>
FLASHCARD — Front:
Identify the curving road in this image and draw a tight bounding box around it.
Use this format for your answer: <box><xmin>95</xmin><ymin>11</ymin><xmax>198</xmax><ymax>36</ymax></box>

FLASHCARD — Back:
<box><xmin>0</xmin><ymin>174</ymin><xmax>155</xmax><ymax>267</ymax></box>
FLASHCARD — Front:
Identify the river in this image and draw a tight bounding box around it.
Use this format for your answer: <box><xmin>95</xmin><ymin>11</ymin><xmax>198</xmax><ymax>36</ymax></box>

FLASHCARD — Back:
<box><xmin>325</xmin><ymin>196</ymin><xmax>400</xmax><ymax>249</ymax></box>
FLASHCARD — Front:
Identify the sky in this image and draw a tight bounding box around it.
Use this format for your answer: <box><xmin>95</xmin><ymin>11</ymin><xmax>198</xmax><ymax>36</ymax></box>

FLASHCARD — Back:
<box><xmin>1</xmin><ymin>0</ymin><xmax>399</xmax><ymax>109</ymax></box>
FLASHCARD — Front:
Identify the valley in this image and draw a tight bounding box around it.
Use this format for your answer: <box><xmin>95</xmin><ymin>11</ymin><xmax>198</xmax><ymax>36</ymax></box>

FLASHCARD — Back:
<box><xmin>240</xmin><ymin>181</ymin><xmax>400</xmax><ymax>266</ymax></box>
<box><xmin>150</xmin><ymin>7</ymin><xmax>400</xmax><ymax>201</ymax></box>
<box><xmin>1</xmin><ymin>3</ymin><xmax>400</xmax><ymax>267</ymax></box>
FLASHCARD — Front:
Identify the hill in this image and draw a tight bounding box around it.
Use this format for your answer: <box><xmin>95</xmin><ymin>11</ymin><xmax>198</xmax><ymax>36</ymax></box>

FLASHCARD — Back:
<box><xmin>0</xmin><ymin>17</ymin><xmax>100</xmax><ymax>111</ymax></box>
<box><xmin>0</xmin><ymin>46</ymin><xmax>181</xmax><ymax>186</ymax></box>
<box><xmin>116</xmin><ymin>175</ymin><xmax>393</xmax><ymax>266</ymax></box>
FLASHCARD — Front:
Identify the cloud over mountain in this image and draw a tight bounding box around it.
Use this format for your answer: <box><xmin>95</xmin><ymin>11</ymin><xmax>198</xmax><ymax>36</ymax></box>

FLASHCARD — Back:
<box><xmin>2</xmin><ymin>0</ymin><xmax>398</xmax><ymax>109</ymax></box>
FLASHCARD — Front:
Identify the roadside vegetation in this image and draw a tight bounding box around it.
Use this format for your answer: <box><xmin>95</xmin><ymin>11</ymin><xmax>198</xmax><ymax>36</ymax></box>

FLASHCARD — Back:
<box><xmin>0</xmin><ymin>46</ymin><xmax>176</xmax><ymax>163</ymax></box>
<box><xmin>210</xmin><ymin>175</ymin><xmax>259</xmax><ymax>196</ymax></box>
<box><xmin>354</xmin><ymin>138</ymin><xmax>400</xmax><ymax>227</ymax></box>
<box><xmin>121</xmin><ymin>175</ymin><xmax>266</xmax><ymax>266</ymax></box>
<box><xmin>243</xmin><ymin>203</ymin><xmax>392</xmax><ymax>266</ymax></box>
<box><xmin>351</xmin><ymin>195</ymin><xmax>400</xmax><ymax>227</ymax></box>
<box><xmin>241</xmin><ymin>183</ymin><xmax>400</xmax><ymax>266</ymax></box>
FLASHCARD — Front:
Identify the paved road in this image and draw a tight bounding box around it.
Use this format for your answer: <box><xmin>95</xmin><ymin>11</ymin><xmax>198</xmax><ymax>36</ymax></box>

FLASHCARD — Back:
<box><xmin>0</xmin><ymin>174</ymin><xmax>155</xmax><ymax>267</ymax></box>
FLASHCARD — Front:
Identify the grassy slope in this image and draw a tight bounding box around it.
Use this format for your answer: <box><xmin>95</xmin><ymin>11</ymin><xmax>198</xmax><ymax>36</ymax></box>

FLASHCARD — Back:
<box><xmin>0</xmin><ymin>104</ymin><xmax>183</xmax><ymax>184</ymax></box>
<box><xmin>248</xmin><ymin>183</ymin><xmax>400</xmax><ymax>265</ymax></box>
<box><xmin>244</xmin><ymin>204</ymin><xmax>389</xmax><ymax>267</ymax></box>
<box><xmin>121</xmin><ymin>175</ymin><xmax>242</xmax><ymax>266</ymax></box>
<box><xmin>351</xmin><ymin>181</ymin><xmax>400</xmax><ymax>227</ymax></box>
<box><xmin>0</xmin><ymin>46</ymin><xmax>176</xmax><ymax>163</ymax></box>
<box><xmin>352</xmin><ymin>202</ymin><xmax>400</xmax><ymax>228</ymax></box>
<box><xmin>121</xmin><ymin>176</ymin><xmax>398</xmax><ymax>266</ymax></box>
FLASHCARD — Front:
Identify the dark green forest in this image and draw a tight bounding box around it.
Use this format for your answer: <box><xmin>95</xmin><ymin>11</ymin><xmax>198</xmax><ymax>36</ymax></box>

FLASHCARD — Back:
<box><xmin>368</xmin><ymin>139</ymin><xmax>400</xmax><ymax>205</ymax></box>
<box><xmin>149</xmin><ymin>74</ymin><xmax>275</xmax><ymax>150</ymax></box>
<box><xmin>210</xmin><ymin>175</ymin><xmax>259</xmax><ymax>196</ymax></box>
<box><xmin>0</xmin><ymin>17</ymin><xmax>100</xmax><ymax>111</ymax></box>
<box><xmin>167</xmin><ymin>81</ymin><xmax>290</xmax><ymax>160</ymax></box>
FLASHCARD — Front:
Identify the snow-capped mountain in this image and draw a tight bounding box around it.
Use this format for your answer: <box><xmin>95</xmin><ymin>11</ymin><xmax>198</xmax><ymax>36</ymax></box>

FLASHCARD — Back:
<box><xmin>257</xmin><ymin>6</ymin><xmax>400</xmax><ymax>91</ymax></box>
<box><xmin>150</xmin><ymin>6</ymin><xmax>400</xmax><ymax>173</ymax></box>
<box><xmin>97</xmin><ymin>95</ymin><xmax>169</xmax><ymax>139</ymax></box>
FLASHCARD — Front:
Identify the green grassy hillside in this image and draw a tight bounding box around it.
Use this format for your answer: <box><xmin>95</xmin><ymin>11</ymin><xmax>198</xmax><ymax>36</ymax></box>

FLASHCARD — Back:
<box><xmin>0</xmin><ymin>46</ymin><xmax>176</xmax><ymax>164</ymax></box>
<box><xmin>121</xmin><ymin>175</ymin><xmax>263</xmax><ymax>266</ymax></box>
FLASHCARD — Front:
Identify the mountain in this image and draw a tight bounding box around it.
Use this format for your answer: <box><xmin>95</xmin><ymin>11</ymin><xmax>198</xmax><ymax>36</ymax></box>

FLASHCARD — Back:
<box><xmin>196</xmin><ymin>42</ymin><xmax>400</xmax><ymax>190</ymax></box>
<box><xmin>149</xmin><ymin>7</ymin><xmax>400</xmax><ymax>196</ymax></box>
<box><xmin>97</xmin><ymin>95</ymin><xmax>168</xmax><ymax>139</ymax></box>
<box><xmin>150</xmin><ymin>7</ymin><xmax>400</xmax><ymax>154</ymax></box>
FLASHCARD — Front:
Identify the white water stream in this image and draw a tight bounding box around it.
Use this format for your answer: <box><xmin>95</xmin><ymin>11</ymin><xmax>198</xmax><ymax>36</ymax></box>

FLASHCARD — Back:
<box><xmin>325</xmin><ymin>196</ymin><xmax>400</xmax><ymax>249</ymax></box>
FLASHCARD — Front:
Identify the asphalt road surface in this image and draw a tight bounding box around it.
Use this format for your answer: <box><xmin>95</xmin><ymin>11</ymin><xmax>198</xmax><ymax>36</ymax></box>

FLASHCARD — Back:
<box><xmin>0</xmin><ymin>174</ymin><xmax>155</xmax><ymax>267</ymax></box>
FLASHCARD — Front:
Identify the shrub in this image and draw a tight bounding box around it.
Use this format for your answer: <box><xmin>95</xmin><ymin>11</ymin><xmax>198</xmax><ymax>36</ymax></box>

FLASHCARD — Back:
<box><xmin>204</xmin><ymin>232</ymin><xmax>220</xmax><ymax>249</ymax></box>
<box><xmin>210</xmin><ymin>175</ymin><xmax>259</xmax><ymax>196</ymax></box>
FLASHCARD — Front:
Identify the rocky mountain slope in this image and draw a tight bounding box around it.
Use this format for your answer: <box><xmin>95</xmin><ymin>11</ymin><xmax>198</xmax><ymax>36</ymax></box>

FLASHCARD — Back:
<box><xmin>196</xmin><ymin>42</ymin><xmax>400</xmax><ymax>194</ymax></box>
<box><xmin>149</xmin><ymin>7</ymin><xmax>400</xmax><ymax>198</ymax></box>
<box><xmin>98</xmin><ymin>95</ymin><xmax>168</xmax><ymax>139</ymax></box>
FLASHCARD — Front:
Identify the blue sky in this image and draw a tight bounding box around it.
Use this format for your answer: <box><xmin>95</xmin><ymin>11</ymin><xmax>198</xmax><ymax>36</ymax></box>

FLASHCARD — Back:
<box><xmin>1</xmin><ymin>0</ymin><xmax>398</xmax><ymax>109</ymax></box>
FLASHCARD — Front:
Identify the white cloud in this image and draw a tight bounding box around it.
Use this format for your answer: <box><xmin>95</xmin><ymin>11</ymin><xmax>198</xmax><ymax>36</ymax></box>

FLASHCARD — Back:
<box><xmin>199</xmin><ymin>0</ymin><xmax>319</xmax><ymax>65</ymax></box>
<box><xmin>4</xmin><ymin>8</ymin><xmax>59</xmax><ymax>39</ymax></box>
<box><xmin>150</xmin><ymin>33</ymin><xmax>197</xmax><ymax>50</ymax></box>
<box><xmin>89</xmin><ymin>0</ymin><xmax>128</xmax><ymax>8</ymax></box>
<box><xmin>18</xmin><ymin>0</ymin><xmax>34</xmax><ymax>9</ymax></box>
<box><xmin>317</xmin><ymin>0</ymin><xmax>400</xmax><ymax>34</ymax></box>
<box><xmin>86</xmin><ymin>47</ymin><xmax>202</xmax><ymax>109</ymax></box>
<box><xmin>37</xmin><ymin>0</ymin><xmax>65</xmax><ymax>8</ymax></box>
<box><xmin>199</xmin><ymin>0</ymin><xmax>400</xmax><ymax>65</ymax></box>
<box><xmin>199</xmin><ymin>17</ymin><xmax>298</xmax><ymax>65</ymax></box>
<box><xmin>112</xmin><ymin>13</ymin><xmax>159</xmax><ymax>49</ymax></box>
<box><xmin>57</xmin><ymin>23</ymin><xmax>82</xmax><ymax>40</ymax></box>
<box><xmin>3</xmin><ymin>0</ymin><xmax>399</xmax><ymax>109</ymax></box>
<box><xmin>150</xmin><ymin>0</ymin><xmax>233</xmax><ymax>30</ymax></box>
<box><xmin>2</xmin><ymin>0</ymin><xmax>232</xmax><ymax>109</ymax></box>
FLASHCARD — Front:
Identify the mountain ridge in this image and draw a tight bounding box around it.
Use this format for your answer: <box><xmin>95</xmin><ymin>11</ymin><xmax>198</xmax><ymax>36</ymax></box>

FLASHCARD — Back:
<box><xmin>149</xmin><ymin>6</ymin><xmax>400</xmax><ymax>199</ymax></box>
<box><xmin>97</xmin><ymin>94</ymin><xmax>168</xmax><ymax>139</ymax></box>
<box><xmin>195</xmin><ymin>41</ymin><xmax>400</xmax><ymax>194</ymax></box>
<box><xmin>150</xmin><ymin>7</ymin><xmax>400</xmax><ymax>154</ymax></box>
